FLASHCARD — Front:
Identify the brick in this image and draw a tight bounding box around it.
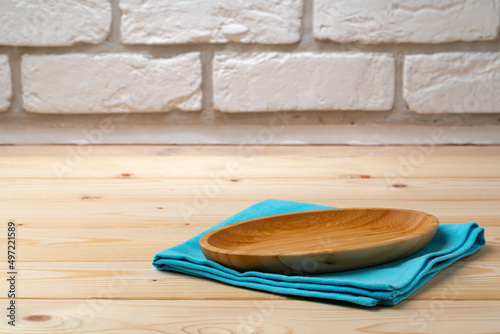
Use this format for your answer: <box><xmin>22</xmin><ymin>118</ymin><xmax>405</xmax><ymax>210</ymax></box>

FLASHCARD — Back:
<box><xmin>120</xmin><ymin>0</ymin><xmax>302</xmax><ymax>44</ymax></box>
<box><xmin>0</xmin><ymin>0</ymin><xmax>111</xmax><ymax>46</ymax></box>
<box><xmin>213</xmin><ymin>53</ymin><xmax>395</xmax><ymax>112</ymax></box>
<box><xmin>404</xmin><ymin>53</ymin><xmax>500</xmax><ymax>114</ymax></box>
<box><xmin>314</xmin><ymin>0</ymin><xmax>500</xmax><ymax>44</ymax></box>
<box><xmin>0</xmin><ymin>56</ymin><xmax>12</xmax><ymax>112</ymax></box>
<box><xmin>22</xmin><ymin>53</ymin><xmax>202</xmax><ymax>114</ymax></box>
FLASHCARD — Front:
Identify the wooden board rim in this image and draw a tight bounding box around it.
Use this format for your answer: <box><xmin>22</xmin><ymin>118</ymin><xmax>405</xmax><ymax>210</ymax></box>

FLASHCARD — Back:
<box><xmin>199</xmin><ymin>207</ymin><xmax>440</xmax><ymax>258</ymax></box>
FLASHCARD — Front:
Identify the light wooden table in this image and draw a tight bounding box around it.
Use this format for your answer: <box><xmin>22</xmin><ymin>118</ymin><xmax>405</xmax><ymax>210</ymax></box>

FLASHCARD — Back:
<box><xmin>1</xmin><ymin>145</ymin><xmax>499</xmax><ymax>333</ymax></box>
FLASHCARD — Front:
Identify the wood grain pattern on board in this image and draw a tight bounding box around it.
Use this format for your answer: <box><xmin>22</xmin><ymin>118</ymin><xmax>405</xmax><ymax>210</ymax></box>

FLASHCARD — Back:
<box><xmin>2</xmin><ymin>200</ymin><xmax>499</xmax><ymax>228</ymax></box>
<box><xmin>2</xmin><ymin>299</ymin><xmax>500</xmax><ymax>334</ymax></box>
<box><xmin>2</xmin><ymin>178</ymin><xmax>500</xmax><ymax>201</ymax></box>
<box><xmin>1</xmin><ymin>155</ymin><xmax>500</xmax><ymax>179</ymax></box>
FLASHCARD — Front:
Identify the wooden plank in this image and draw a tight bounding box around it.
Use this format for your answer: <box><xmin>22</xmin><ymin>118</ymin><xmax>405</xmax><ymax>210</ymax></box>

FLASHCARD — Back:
<box><xmin>0</xmin><ymin>248</ymin><xmax>497</xmax><ymax>300</ymax></box>
<box><xmin>3</xmin><ymin>215</ymin><xmax>498</xmax><ymax>229</ymax></box>
<box><xmin>2</xmin><ymin>178</ymin><xmax>500</xmax><ymax>202</ymax></box>
<box><xmin>2</xmin><ymin>299</ymin><xmax>499</xmax><ymax>333</ymax></box>
<box><xmin>1</xmin><ymin>262</ymin><xmax>281</xmax><ymax>300</ymax></box>
<box><xmin>0</xmin><ymin>226</ymin><xmax>497</xmax><ymax>262</ymax></box>
<box><xmin>2</xmin><ymin>155</ymin><xmax>500</xmax><ymax>179</ymax></box>
<box><xmin>2</xmin><ymin>199</ymin><xmax>499</xmax><ymax>228</ymax></box>
<box><xmin>0</xmin><ymin>226</ymin><xmax>204</xmax><ymax>262</ymax></box>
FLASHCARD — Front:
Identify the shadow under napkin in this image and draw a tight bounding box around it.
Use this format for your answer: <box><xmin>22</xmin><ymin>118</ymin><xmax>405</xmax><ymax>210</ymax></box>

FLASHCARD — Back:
<box><xmin>153</xmin><ymin>199</ymin><xmax>485</xmax><ymax>306</ymax></box>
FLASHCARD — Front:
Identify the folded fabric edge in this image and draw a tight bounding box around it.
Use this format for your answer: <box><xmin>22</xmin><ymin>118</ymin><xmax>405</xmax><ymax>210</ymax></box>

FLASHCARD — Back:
<box><xmin>154</xmin><ymin>257</ymin><xmax>396</xmax><ymax>301</ymax></box>
<box><xmin>383</xmin><ymin>226</ymin><xmax>485</xmax><ymax>304</ymax></box>
<box><xmin>154</xmin><ymin>223</ymin><xmax>484</xmax><ymax>307</ymax></box>
<box><xmin>157</xmin><ymin>261</ymin><xmax>380</xmax><ymax>307</ymax></box>
<box><xmin>153</xmin><ymin>223</ymin><xmax>485</xmax><ymax>294</ymax></box>
<box><xmin>388</xmin><ymin>223</ymin><xmax>485</xmax><ymax>293</ymax></box>
<box><xmin>152</xmin><ymin>199</ymin><xmax>487</xmax><ymax>306</ymax></box>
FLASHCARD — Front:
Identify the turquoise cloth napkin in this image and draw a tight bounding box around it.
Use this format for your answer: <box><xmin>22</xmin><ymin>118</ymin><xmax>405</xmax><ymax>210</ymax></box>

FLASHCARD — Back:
<box><xmin>153</xmin><ymin>199</ymin><xmax>485</xmax><ymax>306</ymax></box>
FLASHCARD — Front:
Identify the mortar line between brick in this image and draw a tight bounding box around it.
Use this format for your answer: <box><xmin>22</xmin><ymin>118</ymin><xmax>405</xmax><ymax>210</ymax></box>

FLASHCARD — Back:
<box><xmin>199</xmin><ymin>49</ymin><xmax>216</xmax><ymax>123</ymax></box>
<box><xmin>299</xmin><ymin>0</ymin><xmax>314</xmax><ymax>49</ymax></box>
<box><xmin>7</xmin><ymin>48</ymin><xmax>23</xmax><ymax>117</ymax></box>
<box><xmin>109</xmin><ymin>0</ymin><xmax>122</xmax><ymax>45</ymax></box>
<box><xmin>2</xmin><ymin>42</ymin><xmax>500</xmax><ymax>58</ymax></box>
<box><xmin>389</xmin><ymin>51</ymin><xmax>407</xmax><ymax>122</ymax></box>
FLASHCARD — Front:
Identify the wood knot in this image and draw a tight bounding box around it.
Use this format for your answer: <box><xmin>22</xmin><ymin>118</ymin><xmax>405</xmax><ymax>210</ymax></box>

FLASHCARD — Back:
<box><xmin>230</xmin><ymin>179</ymin><xmax>239</xmax><ymax>182</ymax></box>
<box><xmin>340</xmin><ymin>174</ymin><xmax>371</xmax><ymax>179</ymax></box>
<box><xmin>392</xmin><ymin>183</ymin><xmax>407</xmax><ymax>188</ymax></box>
<box><xmin>81</xmin><ymin>195</ymin><xmax>102</xmax><ymax>200</ymax></box>
<box><xmin>24</xmin><ymin>315</ymin><xmax>52</xmax><ymax>322</ymax></box>
<box><xmin>120</xmin><ymin>173</ymin><xmax>134</xmax><ymax>178</ymax></box>
<box><xmin>198</xmin><ymin>327</ymin><xmax>235</xmax><ymax>334</ymax></box>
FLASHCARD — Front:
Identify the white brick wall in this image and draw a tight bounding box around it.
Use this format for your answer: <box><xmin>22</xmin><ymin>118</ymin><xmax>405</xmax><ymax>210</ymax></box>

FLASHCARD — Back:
<box><xmin>22</xmin><ymin>53</ymin><xmax>202</xmax><ymax>113</ymax></box>
<box><xmin>314</xmin><ymin>0</ymin><xmax>500</xmax><ymax>44</ymax></box>
<box><xmin>0</xmin><ymin>56</ymin><xmax>12</xmax><ymax>112</ymax></box>
<box><xmin>0</xmin><ymin>0</ymin><xmax>499</xmax><ymax>144</ymax></box>
<box><xmin>120</xmin><ymin>0</ymin><xmax>303</xmax><ymax>44</ymax></box>
<box><xmin>213</xmin><ymin>53</ymin><xmax>395</xmax><ymax>112</ymax></box>
<box><xmin>0</xmin><ymin>0</ymin><xmax>111</xmax><ymax>46</ymax></box>
<box><xmin>404</xmin><ymin>53</ymin><xmax>500</xmax><ymax>114</ymax></box>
